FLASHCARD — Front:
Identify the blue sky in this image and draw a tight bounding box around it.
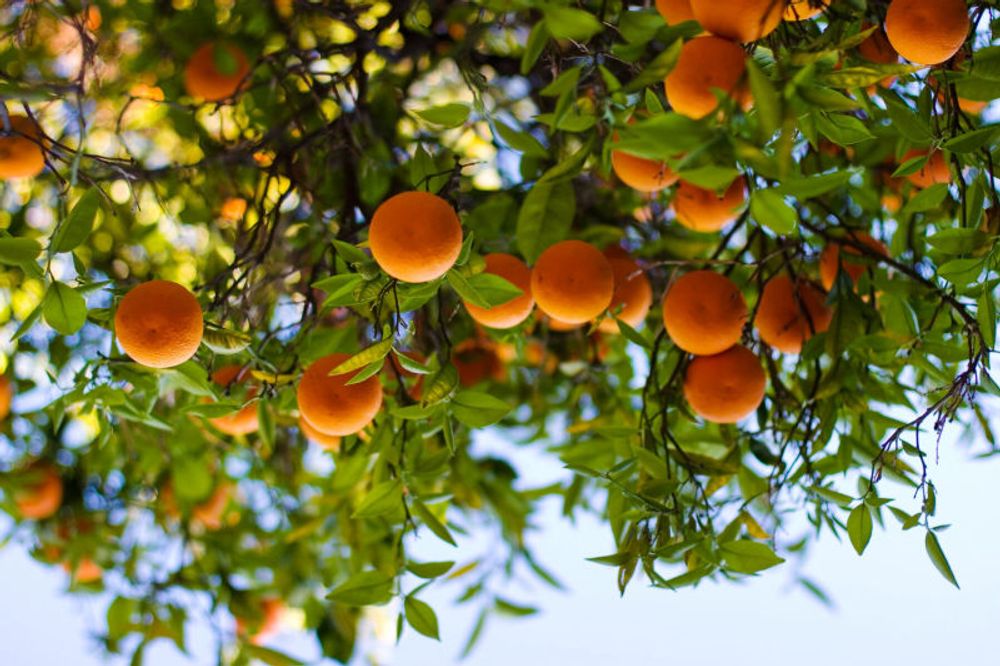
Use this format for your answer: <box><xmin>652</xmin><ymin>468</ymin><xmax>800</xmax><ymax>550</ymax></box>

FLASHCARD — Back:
<box><xmin>2</xmin><ymin>420</ymin><xmax>998</xmax><ymax>666</ymax></box>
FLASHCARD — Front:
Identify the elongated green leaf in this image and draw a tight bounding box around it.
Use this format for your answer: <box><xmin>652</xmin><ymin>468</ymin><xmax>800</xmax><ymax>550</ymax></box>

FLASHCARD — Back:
<box><xmin>925</xmin><ymin>531</ymin><xmax>959</xmax><ymax>589</ymax></box>
<box><xmin>403</xmin><ymin>596</ymin><xmax>440</xmax><ymax>640</ymax></box>
<box><xmin>750</xmin><ymin>189</ymin><xmax>797</xmax><ymax>235</ymax></box>
<box><xmin>51</xmin><ymin>188</ymin><xmax>101</xmax><ymax>253</ymax></box>
<box><xmin>847</xmin><ymin>504</ymin><xmax>873</xmax><ymax>555</ymax></box>
<box><xmin>0</xmin><ymin>237</ymin><xmax>42</xmax><ymax>265</ymax></box>
<box><xmin>515</xmin><ymin>181</ymin><xmax>575</xmax><ymax>264</ymax></box>
<box><xmin>43</xmin><ymin>281</ymin><xmax>87</xmax><ymax>335</ymax></box>
<box><xmin>330</xmin><ymin>339</ymin><xmax>393</xmax><ymax>375</ymax></box>
<box><xmin>411</xmin><ymin>499</ymin><xmax>457</xmax><ymax>546</ymax></box>
<box><xmin>719</xmin><ymin>540</ymin><xmax>785</xmax><ymax>574</ymax></box>
<box><xmin>326</xmin><ymin>570</ymin><xmax>395</xmax><ymax>606</ymax></box>
<box><xmin>352</xmin><ymin>479</ymin><xmax>402</xmax><ymax>518</ymax></box>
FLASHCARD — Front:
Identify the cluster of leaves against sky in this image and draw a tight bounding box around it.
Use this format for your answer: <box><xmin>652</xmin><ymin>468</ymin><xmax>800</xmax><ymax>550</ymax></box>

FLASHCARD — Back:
<box><xmin>0</xmin><ymin>1</ymin><xmax>998</xmax><ymax>664</ymax></box>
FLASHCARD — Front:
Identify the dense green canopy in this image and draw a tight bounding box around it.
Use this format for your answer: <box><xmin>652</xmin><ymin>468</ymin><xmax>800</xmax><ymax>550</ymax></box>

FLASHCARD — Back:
<box><xmin>0</xmin><ymin>1</ymin><xmax>998</xmax><ymax>663</ymax></box>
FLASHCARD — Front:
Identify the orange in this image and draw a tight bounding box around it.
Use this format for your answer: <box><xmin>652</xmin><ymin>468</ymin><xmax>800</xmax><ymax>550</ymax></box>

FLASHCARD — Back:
<box><xmin>300</xmin><ymin>416</ymin><xmax>341</xmax><ymax>451</ymax></box>
<box><xmin>297</xmin><ymin>353</ymin><xmax>383</xmax><ymax>436</ymax></box>
<box><xmin>664</xmin><ymin>36</ymin><xmax>748</xmax><ymax>119</ymax></box>
<box><xmin>530</xmin><ymin>240</ymin><xmax>615</xmax><ymax>325</ymax></box>
<box><xmin>63</xmin><ymin>558</ymin><xmax>102</xmax><ymax>583</ymax></box>
<box><xmin>208</xmin><ymin>365</ymin><xmax>259</xmax><ymax>436</ymax></box>
<box><xmin>14</xmin><ymin>462</ymin><xmax>63</xmax><ymax>520</ymax></box>
<box><xmin>369</xmin><ymin>191</ymin><xmax>464</xmax><ymax>283</ymax></box>
<box><xmin>900</xmin><ymin>149</ymin><xmax>950</xmax><ymax>189</ymax></box>
<box><xmin>819</xmin><ymin>231</ymin><xmax>889</xmax><ymax>291</ymax></box>
<box><xmin>548</xmin><ymin>316</ymin><xmax>584</xmax><ymax>332</ymax></box>
<box><xmin>0</xmin><ymin>375</ymin><xmax>11</xmax><ymax>420</ymax></box>
<box><xmin>115</xmin><ymin>280</ymin><xmax>204</xmax><ymax>368</ymax></box>
<box><xmin>191</xmin><ymin>482</ymin><xmax>235</xmax><ymax>531</ymax></box>
<box><xmin>857</xmin><ymin>24</ymin><xmax>899</xmax><ymax>65</ymax></box>
<box><xmin>453</xmin><ymin>340</ymin><xmax>505</xmax><ymax>387</ymax></box>
<box><xmin>683</xmin><ymin>345</ymin><xmax>766</xmax><ymax>423</ymax></box>
<box><xmin>464</xmin><ymin>253</ymin><xmax>535</xmax><ymax>329</ymax></box>
<box><xmin>754</xmin><ymin>275</ymin><xmax>832</xmax><ymax>353</ymax></box>
<box><xmin>656</xmin><ymin>0</ymin><xmax>695</xmax><ymax>24</ymax></box>
<box><xmin>662</xmin><ymin>270</ymin><xmax>748</xmax><ymax>355</ymax></box>
<box><xmin>236</xmin><ymin>598</ymin><xmax>284</xmax><ymax>645</ymax></box>
<box><xmin>0</xmin><ymin>115</ymin><xmax>45</xmax><ymax>179</ymax></box>
<box><xmin>599</xmin><ymin>257</ymin><xmax>653</xmax><ymax>332</ymax></box>
<box><xmin>611</xmin><ymin>147</ymin><xmax>678</xmax><ymax>193</ymax></box>
<box><xmin>784</xmin><ymin>1</ymin><xmax>828</xmax><ymax>21</ymax></box>
<box><xmin>220</xmin><ymin>197</ymin><xmax>248</xmax><ymax>222</ymax></box>
<box><xmin>673</xmin><ymin>176</ymin><xmax>747</xmax><ymax>232</ymax></box>
<box><xmin>885</xmin><ymin>0</ymin><xmax>970</xmax><ymax>66</ymax></box>
<box><xmin>183</xmin><ymin>42</ymin><xmax>251</xmax><ymax>102</ymax></box>
<box><xmin>689</xmin><ymin>0</ymin><xmax>783</xmax><ymax>42</ymax></box>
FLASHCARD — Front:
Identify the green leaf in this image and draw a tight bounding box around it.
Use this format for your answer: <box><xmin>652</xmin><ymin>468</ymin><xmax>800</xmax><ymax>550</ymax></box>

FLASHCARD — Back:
<box><xmin>326</xmin><ymin>570</ymin><xmax>395</xmax><ymax>606</ymax></box>
<box><xmin>847</xmin><ymin>504</ymin><xmax>873</xmax><ymax>555</ymax></box>
<box><xmin>393</xmin><ymin>350</ymin><xmax>431</xmax><ymax>375</ymax></box>
<box><xmin>774</xmin><ymin>171</ymin><xmax>853</xmax><ymax>199</ymax></box>
<box><xmin>0</xmin><ymin>237</ymin><xmax>43</xmax><ymax>265</ymax></box>
<box><xmin>451</xmin><ymin>390</ymin><xmax>512</xmax><ymax>428</ymax></box>
<box><xmin>494</xmin><ymin>121</ymin><xmax>547</xmax><ymax>158</ymax></box>
<box><xmin>330</xmin><ymin>338</ymin><xmax>392</xmax><ymax>375</ymax></box>
<box><xmin>943</xmin><ymin>125</ymin><xmax>998</xmax><ymax>153</ymax></box>
<box><xmin>926</xmin><ymin>228</ymin><xmax>988</xmax><ymax>255</ymax></box>
<box><xmin>410</xmin><ymin>499</ymin><xmax>457</xmax><ymax>546</ymax></box>
<box><xmin>816</xmin><ymin>113</ymin><xmax>875</xmax><ymax>146</ymax></box>
<box><xmin>202</xmin><ymin>326</ymin><xmax>251</xmax><ymax>355</ymax></box>
<box><xmin>746</xmin><ymin>59</ymin><xmax>781</xmax><ymax>139</ymax></box>
<box><xmin>414</xmin><ymin>103</ymin><xmax>470</xmax><ymax>128</ymax></box>
<box><xmin>676</xmin><ymin>165</ymin><xmax>740</xmax><ymax>191</ymax></box>
<box><xmin>719</xmin><ymin>540</ymin><xmax>785</xmax><ymax>574</ymax></box>
<box><xmin>313</xmin><ymin>273</ymin><xmax>364</xmax><ymax>308</ymax></box>
<box><xmin>43</xmin><ymin>281</ymin><xmax>87</xmax><ymax>335</ymax></box>
<box><xmin>750</xmin><ymin>189</ymin><xmax>798</xmax><ymax>235</ymax></box>
<box><xmin>925</xmin><ymin>530</ymin><xmax>959</xmax><ymax>589</ymax></box>
<box><xmin>403</xmin><ymin>596</ymin><xmax>440</xmax><ymax>640</ymax></box>
<box><xmin>51</xmin><ymin>188</ymin><xmax>101</xmax><ymax>254</ymax></box>
<box><xmin>543</xmin><ymin>7</ymin><xmax>603</xmax><ymax>41</ymax></box>
<box><xmin>243</xmin><ymin>646</ymin><xmax>305</xmax><ymax>666</ymax></box>
<box><xmin>352</xmin><ymin>479</ymin><xmax>402</xmax><ymax>518</ymax></box>
<box><xmin>613</xmin><ymin>112</ymin><xmax>710</xmax><ymax>159</ymax></box>
<box><xmin>624</xmin><ymin>38</ymin><xmax>683</xmax><ymax>92</ymax></box>
<box><xmin>937</xmin><ymin>258</ymin><xmax>984</xmax><ymax>286</ymax></box>
<box><xmin>345</xmin><ymin>359</ymin><xmax>385</xmax><ymax>386</ymax></box>
<box><xmin>331</xmin><ymin>239</ymin><xmax>369</xmax><ymax>265</ymax></box>
<box><xmin>515</xmin><ymin>181</ymin><xmax>575</xmax><ymax>264</ymax></box>
<box><xmin>406</xmin><ymin>560</ymin><xmax>455</xmax><ymax>578</ymax></box>
<box><xmin>494</xmin><ymin>598</ymin><xmax>538</xmax><ymax>616</ymax></box>
<box><xmin>807</xmin><ymin>485</ymin><xmax>854</xmax><ymax>507</ymax></box>
<box><xmin>882</xmin><ymin>94</ymin><xmax>933</xmax><ymax>143</ymax></box>
<box><xmin>520</xmin><ymin>22</ymin><xmax>549</xmax><ymax>75</ymax></box>
<box><xmin>978</xmin><ymin>284</ymin><xmax>996</xmax><ymax>351</ymax></box>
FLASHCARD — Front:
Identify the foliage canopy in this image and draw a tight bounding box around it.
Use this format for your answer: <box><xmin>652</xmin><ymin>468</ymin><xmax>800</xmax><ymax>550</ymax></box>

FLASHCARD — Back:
<box><xmin>0</xmin><ymin>0</ymin><xmax>998</xmax><ymax>663</ymax></box>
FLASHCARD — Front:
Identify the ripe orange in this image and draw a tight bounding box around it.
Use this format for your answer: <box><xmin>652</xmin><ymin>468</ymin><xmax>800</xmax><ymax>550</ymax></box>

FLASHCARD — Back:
<box><xmin>530</xmin><ymin>240</ymin><xmax>615</xmax><ymax>325</ymax></box>
<box><xmin>453</xmin><ymin>340</ymin><xmax>506</xmax><ymax>387</ymax></box>
<box><xmin>664</xmin><ymin>36</ymin><xmax>748</xmax><ymax>119</ymax></box>
<box><xmin>655</xmin><ymin>0</ymin><xmax>695</xmax><ymax>24</ymax></box>
<box><xmin>0</xmin><ymin>375</ymin><xmax>11</xmax><ymax>420</ymax></box>
<box><xmin>236</xmin><ymin>598</ymin><xmax>284</xmax><ymax>645</ymax></box>
<box><xmin>662</xmin><ymin>270</ymin><xmax>748</xmax><ymax>355</ymax></box>
<box><xmin>0</xmin><ymin>115</ymin><xmax>45</xmax><ymax>179</ymax></box>
<box><xmin>14</xmin><ymin>462</ymin><xmax>63</xmax><ymax>520</ymax></box>
<box><xmin>369</xmin><ymin>191</ymin><xmax>464</xmax><ymax>283</ymax></box>
<box><xmin>599</xmin><ymin>256</ymin><xmax>653</xmax><ymax>332</ymax></box>
<box><xmin>784</xmin><ymin>1</ymin><xmax>828</xmax><ymax>21</ymax></box>
<box><xmin>683</xmin><ymin>345</ymin><xmax>766</xmax><ymax>423</ymax></box>
<box><xmin>300</xmin><ymin>416</ymin><xmax>341</xmax><ymax>451</ymax></box>
<box><xmin>115</xmin><ymin>280</ymin><xmax>204</xmax><ymax>368</ymax></box>
<box><xmin>689</xmin><ymin>0</ymin><xmax>783</xmax><ymax>42</ymax></box>
<box><xmin>548</xmin><ymin>316</ymin><xmax>584</xmax><ymax>332</ymax></box>
<box><xmin>900</xmin><ymin>149</ymin><xmax>950</xmax><ymax>189</ymax></box>
<box><xmin>208</xmin><ymin>365</ymin><xmax>259</xmax><ymax>436</ymax></box>
<box><xmin>184</xmin><ymin>42</ymin><xmax>251</xmax><ymax>102</ymax></box>
<box><xmin>63</xmin><ymin>558</ymin><xmax>103</xmax><ymax>584</ymax></box>
<box><xmin>885</xmin><ymin>0</ymin><xmax>970</xmax><ymax>66</ymax></box>
<box><xmin>297</xmin><ymin>353</ymin><xmax>383</xmax><ymax>436</ymax></box>
<box><xmin>754</xmin><ymin>275</ymin><xmax>832</xmax><ymax>353</ymax></box>
<box><xmin>819</xmin><ymin>231</ymin><xmax>889</xmax><ymax>291</ymax></box>
<box><xmin>673</xmin><ymin>176</ymin><xmax>747</xmax><ymax>232</ymax></box>
<box><xmin>220</xmin><ymin>197</ymin><xmax>248</xmax><ymax>223</ymax></box>
<box><xmin>611</xmin><ymin>148</ymin><xmax>678</xmax><ymax>193</ymax></box>
<box><xmin>191</xmin><ymin>482</ymin><xmax>234</xmax><ymax>531</ymax></box>
<box><xmin>464</xmin><ymin>253</ymin><xmax>535</xmax><ymax>329</ymax></box>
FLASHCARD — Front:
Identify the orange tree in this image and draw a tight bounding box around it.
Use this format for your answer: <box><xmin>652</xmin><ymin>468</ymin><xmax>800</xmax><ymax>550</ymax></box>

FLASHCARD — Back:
<box><xmin>0</xmin><ymin>0</ymin><xmax>998</xmax><ymax>662</ymax></box>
